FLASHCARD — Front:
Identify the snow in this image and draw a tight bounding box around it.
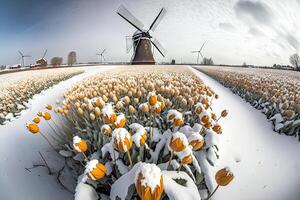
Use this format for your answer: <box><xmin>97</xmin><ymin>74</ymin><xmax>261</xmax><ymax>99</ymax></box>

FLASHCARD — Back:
<box><xmin>171</xmin><ymin>131</ymin><xmax>189</xmax><ymax>147</ymax></box>
<box><xmin>102</xmin><ymin>103</ymin><xmax>114</xmax><ymax>117</ymax></box>
<box><xmin>112</xmin><ymin>128</ymin><xmax>131</xmax><ymax>152</ymax></box>
<box><xmin>84</xmin><ymin>159</ymin><xmax>99</xmax><ymax>174</ymax></box>
<box><xmin>132</xmin><ymin>126</ymin><xmax>147</xmax><ymax>147</ymax></box>
<box><xmin>135</xmin><ymin>163</ymin><xmax>162</xmax><ymax>193</ymax></box>
<box><xmin>192</xmin><ymin>67</ymin><xmax>300</xmax><ymax>200</ymax></box>
<box><xmin>115</xmin><ymin>113</ymin><xmax>125</xmax><ymax>124</ymax></box>
<box><xmin>0</xmin><ymin>66</ymin><xmax>119</xmax><ymax>200</ymax></box>
<box><xmin>74</xmin><ymin>183</ymin><xmax>98</xmax><ymax>200</ymax></box>
<box><xmin>162</xmin><ymin>171</ymin><xmax>201</xmax><ymax>200</ymax></box>
<box><xmin>73</xmin><ymin>136</ymin><xmax>82</xmax><ymax>152</ymax></box>
<box><xmin>167</xmin><ymin>109</ymin><xmax>183</xmax><ymax>121</ymax></box>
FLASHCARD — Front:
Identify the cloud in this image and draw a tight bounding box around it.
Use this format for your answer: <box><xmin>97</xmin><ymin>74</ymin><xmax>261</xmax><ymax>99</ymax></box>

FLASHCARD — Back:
<box><xmin>219</xmin><ymin>22</ymin><xmax>235</xmax><ymax>32</ymax></box>
<box><xmin>248</xmin><ymin>27</ymin><xmax>265</xmax><ymax>37</ymax></box>
<box><xmin>286</xmin><ymin>33</ymin><xmax>300</xmax><ymax>50</ymax></box>
<box><xmin>234</xmin><ymin>1</ymin><xmax>273</xmax><ymax>26</ymax></box>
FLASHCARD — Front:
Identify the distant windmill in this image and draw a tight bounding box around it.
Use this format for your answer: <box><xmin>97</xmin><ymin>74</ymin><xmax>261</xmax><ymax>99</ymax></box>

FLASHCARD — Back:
<box><xmin>191</xmin><ymin>42</ymin><xmax>206</xmax><ymax>64</ymax></box>
<box><xmin>117</xmin><ymin>4</ymin><xmax>167</xmax><ymax>65</ymax></box>
<box><xmin>18</xmin><ymin>51</ymin><xmax>31</xmax><ymax>67</ymax></box>
<box><xmin>35</xmin><ymin>49</ymin><xmax>48</xmax><ymax>67</ymax></box>
<box><xmin>96</xmin><ymin>49</ymin><xmax>106</xmax><ymax>64</ymax></box>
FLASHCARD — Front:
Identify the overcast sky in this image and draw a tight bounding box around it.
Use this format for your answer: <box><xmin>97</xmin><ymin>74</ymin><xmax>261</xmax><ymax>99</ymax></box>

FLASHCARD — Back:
<box><xmin>0</xmin><ymin>0</ymin><xmax>300</xmax><ymax>66</ymax></box>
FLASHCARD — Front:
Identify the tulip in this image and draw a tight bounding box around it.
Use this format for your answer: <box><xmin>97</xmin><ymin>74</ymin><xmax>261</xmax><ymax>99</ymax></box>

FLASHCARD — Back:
<box><xmin>212</xmin><ymin>124</ymin><xmax>222</xmax><ymax>134</ymax></box>
<box><xmin>73</xmin><ymin>136</ymin><xmax>88</xmax><ymax>153</ymax></box>
<box><xmin>135</xmin><ymin>163</ymin><xmax>164</xmax><ymax>200</ymax></box>
<box><xmin>207</xmin><ymin>167</ymin><xmax>234</xmax><ymax>200</ymax></box>
<box><xmin>42</xmin><ymin>112</ymin><xmax>51</xmax><ymax>121</ymax></box>
<box><xmin>101</xmin><ymin>124</ymin><xmax>112</xmax><ymax>136</ymax></box>
<box><xmin>32</xmin><ymin>117</ymin><xmax>40</xmax><ymax>124</ymax></box>
<box><xmin>148</xmin><ymin>92</ymin><xmax>157</xmax><ymax>106</ymax></box>
<box><xmin>45</xmin><ymin>104</ymin><xmax>52</xmax><ymax>110</ymax></box>
<box><xmin>112</xmin><ymin>128</ymin><xmax>133</xmax><ymax>167</ymax></box>
<box><xmin>114</xmin><ymin>114</ymin><xmax>126</xmax><ymax>128</ymax></box>
<box><xmin>85</xmin><ymin>159</ymin><xmax>107</xmax><ymax>181</ymax></box>
<box><xmin>188</xmin><ymin>133</ymin><xmax>204</xmax><ymax>151</ymax></box>
<box><xmin>26</xmin><ymin>122</ymin><xmax>40</xmax><ymax>134</ymax></box>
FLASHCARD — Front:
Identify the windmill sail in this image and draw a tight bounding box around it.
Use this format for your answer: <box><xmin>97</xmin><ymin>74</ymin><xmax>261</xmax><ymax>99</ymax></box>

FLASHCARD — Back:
<box><xmin>117</xmin><ymin>5</ymin><xmax>144</xmax><ymax>32</ymax></box>
<box><xmin>148</xmin><ymin>8</ymin><xmax>167</xmax><ymax>32</ymax></box>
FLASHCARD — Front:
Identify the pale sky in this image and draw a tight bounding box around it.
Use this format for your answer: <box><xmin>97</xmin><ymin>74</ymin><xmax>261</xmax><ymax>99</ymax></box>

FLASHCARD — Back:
<box><xmin>0</xmin><ymin>0</ymin><xmax>300</xmax><ymax>66</ymax></box>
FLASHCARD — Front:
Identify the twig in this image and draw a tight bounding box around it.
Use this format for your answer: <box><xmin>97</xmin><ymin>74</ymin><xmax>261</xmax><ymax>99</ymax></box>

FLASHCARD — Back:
<box><xmin>57</xmin><ymin>163</ymin><xmax>73</xmax><ymax>194</ymax></box>
<box><xmin>25</xmin><ymin>164</ymin><xmax>45</xmax><ymax>172</ymax></box>
<box><xmin>38</xmin><ymin>151</ymin><xmax>52</xmax><ymax>175</ymax></box>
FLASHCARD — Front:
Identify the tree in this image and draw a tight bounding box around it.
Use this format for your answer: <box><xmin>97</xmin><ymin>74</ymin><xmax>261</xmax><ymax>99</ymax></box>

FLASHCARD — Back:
<box><xmin>51</xmin><ymin>57</ymin><xmax>63</xmax><ymax>67</ymax></box>
<box><xmin>68</xmin><ymin>51</ymin><xmax>77</xmax><ymax>66</ymax></box>
<box><xmin>289</xmin><ymin>53</ymin><xmax>300</xmax><ymax>71</ymax></box>
<box><xmin>201</xmin><ymin>57</ymin><xmax>214</xmax><ymax>65</ymax></box>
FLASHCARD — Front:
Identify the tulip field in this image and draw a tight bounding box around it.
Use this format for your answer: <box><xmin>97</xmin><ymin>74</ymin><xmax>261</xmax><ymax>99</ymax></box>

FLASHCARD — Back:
<box><xmin>195</xmin><ymin>66</ymin><xmax>300</xmax><ymax>140</ymax></box>
<box><xmin>0</xmin><ymin>65</ymin><xmax>300</xmax><ymax>200</ymax></box>
<box><xmin>0</xmin><ymin>68</ymin><xmax>84</xmax><ymax>125</ymax></box>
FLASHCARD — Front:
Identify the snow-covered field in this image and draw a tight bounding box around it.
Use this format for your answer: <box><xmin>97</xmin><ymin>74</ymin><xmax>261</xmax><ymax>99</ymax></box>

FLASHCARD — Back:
<box><xmin>0</xmin><ymin>65</ymin><xmax>299</xmax><ymax>200</ymax></box>
<box><xmin>196</xmin><ymin>66</ymin><xmax>300</xmax><ymax>140</ymax></box>
<box><xmin>191</xmin><ymin>67</ymin><xmax>300</xmax><ymax>200</ymax></box>
<box><xmin>0</xmin><ymin>66</ymin><xmax>119</xmax><ymax>200</ymax></box>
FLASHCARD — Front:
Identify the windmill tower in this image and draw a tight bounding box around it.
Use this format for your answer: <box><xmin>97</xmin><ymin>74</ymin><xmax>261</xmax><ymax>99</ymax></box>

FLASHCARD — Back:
<box><xmin>117</xmin><ymin>5</ymin><xmax>167</xmax><ymax>65</ymax></box>
<box><xmin>18</xmin><ymin>51</ymin><xmax>31</xmax><ymax>67</ymax></box>
<box><xmin>191</xmin><ymin>42</ymin><xmax>206</xmax><ymax>64</ymax></box>
<box><xmin>96</xmin><ymin>49</ymin><xmax>106</xmax><ymax>64</ymax></box>
<box><xmin>36</xmin><ymin>49</ymin><xmax>48</xmax><ymax>67</ymax></box>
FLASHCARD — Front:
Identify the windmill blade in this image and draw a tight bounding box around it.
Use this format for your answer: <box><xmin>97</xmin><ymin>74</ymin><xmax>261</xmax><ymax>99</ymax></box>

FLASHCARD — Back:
<box><xmin>42</xmin><ymin>49</ymin><xmax>48</xmax><ymax>58</ymax></box>
<box><xmin>117</xmin><ymin>4</ymin><xmax>144</xmax><ymax>32</ymax></box>
<box><xmin>199</xmin><ymin>42</ymin><xmax>206</xmax><ymax>52</ymax></box>
<box><xmin>148</xmin><ymin>8</ymin><xmax>167</xmax><ymax>32</ymax></box>
<box><xmin>18</xmin><ymin>57</ymin><xmax>22</xmax><ymax>61</ymax></box>
<box><xmin>102</xmin><ymin>55</ymin><xmax>106</xmax><ymax>61</ymax></box>
<box><xmin>18</xmin><ymin>51</ymin><xmax>24</xmax><ymax>56</ymax></box>
<box><xmin>200</xmin><ymin>52</ymin><xmax>204</xmax><ymax>58</ymax></box>
<box><xmin>151</xmin><ymin>38</ymin><xmax>167</xmax><ymax>57</ymax></box>
<box><xmin>96</xmin><ymin>53</ymin><xmax>101</xmax><ymax>56</ymax></box>
<box><xmin>101</xmin><ymin>49</ymin><xmax>106</xmax><ymax>54</ymax></box>
<box><xmin>191</xmin><ymin>51</ymin><xmax>199</xmax><ymax>53</ymax></box>
<box><xmin>126</xmin><ymin>36</ymin><xmax>133</xmax><ymax>53</ymax></box>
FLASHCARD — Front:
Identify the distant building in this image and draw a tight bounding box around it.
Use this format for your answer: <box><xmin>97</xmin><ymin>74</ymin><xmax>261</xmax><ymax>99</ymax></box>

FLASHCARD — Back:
<box><xmin>9</xmin><ymin>64</ymin><xmax>21</xmax><ymax>69</ymax></box>
<box><xmin>35</xmin><ymin>58</ymin><xmax>47</xmax><ymax>67</ymax></box>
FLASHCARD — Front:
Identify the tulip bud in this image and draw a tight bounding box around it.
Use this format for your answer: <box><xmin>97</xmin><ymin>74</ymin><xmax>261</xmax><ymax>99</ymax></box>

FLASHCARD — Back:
<box><xmin>215</xmin><ymin>167</ymin><xmax>234</xmax><ymax>186</ymax></box>
<box><xmin>42</xmin><ymin>112</ymin><xmax>51</xmax><ymax>121</ymax></box>
<box><xmin>148</xmin><ymin>92</ymin><xmax>157</xmax><ymax>106</ymax></box>
<box><xmin>112</xmin><ymin>128</ymin><xmax>132</xmax><ymax>153</ymax></box>
<box><xmin>45</xmin><ymin>104</ymin><xmax>52</xmax><ymax>110</ymax></box>
<box><xmin>32</xmin><ymin>117</ymin><xmax>40</xmax><ymax>124</ymax></box>
<box><xmin>101</xmin><ymin>124</ymin><xmax>112</xmax><ymax>136</ymax></box>
<box><xmin>221</xmin><ymin>110</ymin><xmax>228</xmax><ymax>118</ymax></box>
<box><xmin>26</xmin><ymin>122</ymin><xmax>40</xmax><ymax>134</ymax></box>
<box><xmin>169</xmin><ymin>131</ymin><xmax>188</xmax><ymax>152</ymax></box>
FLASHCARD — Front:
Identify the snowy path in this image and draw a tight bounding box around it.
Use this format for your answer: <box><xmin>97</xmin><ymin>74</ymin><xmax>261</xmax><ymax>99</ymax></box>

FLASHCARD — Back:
<box><xmin>0</xmin><ymin>66</ymin><xmax>118</xmax><ymax>200</ymax></box>
<box><xmin>191</xmin><ymin>67</ymin><xmax>300</xmax><ymax>200</ymax></box>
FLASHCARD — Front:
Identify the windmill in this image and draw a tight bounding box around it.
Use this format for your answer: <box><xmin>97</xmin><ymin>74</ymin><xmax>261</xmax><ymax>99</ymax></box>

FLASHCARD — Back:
<box><xmin>191</xmin><ymin>42</ymin><xmax>206</xmax><ymax>65</ymax></box>
<box><xmin>96</xmin><ymin>49</ymin><xmax>106</xmax><ymax>64</ymax></box>
<box><xmin>36</xmin><ymin>49</ymin><xmax>48</xmax><ymax>67</ymax></box>
<box><xmin>18</xmin><ymin>51</ymin><xmax>31</xmax><ymax>67</ymax></box>
<box><xmin>117</xmin><ymin>4</ymin><xmax>167</xmax><ymax>65</ymax></box>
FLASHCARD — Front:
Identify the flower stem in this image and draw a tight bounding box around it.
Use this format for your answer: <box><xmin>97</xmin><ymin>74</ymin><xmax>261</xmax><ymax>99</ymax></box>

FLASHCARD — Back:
<box><xmin>126</xmin><ymin>150</ymin><xmax>133</xmax><ymax>168</ymax></box>
<box><xmin>206</xmin><ymin>185</ymin><xmax>220</xmax><ymax>200</ymax></box>
<box><xmin>39</xmin><ymin>131</ymin><xmax>57</xmax><ymax>152</ymax></box>
<box><xmin>167</xmin><ymin>150</ymin><xmax>174</xmax><ymax>170</ymax></box>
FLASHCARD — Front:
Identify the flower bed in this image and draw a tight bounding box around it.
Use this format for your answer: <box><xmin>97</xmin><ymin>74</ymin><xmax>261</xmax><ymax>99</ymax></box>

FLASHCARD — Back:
<box><xmin>26</xmin><ymin>66</ymin><xmax>232</xmax><ymax>199</ymax></box>
<box><xmin>0</xmin><ymin>69</ymin><xmax>83</xmax><ymax>125</ymax></box>
<box><xmin>196</xmin><ymin>66</ymin><xmax>300</xmax><ymax>140</ymax></box>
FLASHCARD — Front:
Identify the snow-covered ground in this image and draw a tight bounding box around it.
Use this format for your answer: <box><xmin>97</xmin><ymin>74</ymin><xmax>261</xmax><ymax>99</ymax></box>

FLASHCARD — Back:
<box><xmin>191</xmin><ymin>67</ymin><xmax>300</xmax><ymax>200</ymax></box>
<box><xmin>0</xmin><ymin>66</ymin><xmax>119</xmax><ymax>200</ymax></box>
